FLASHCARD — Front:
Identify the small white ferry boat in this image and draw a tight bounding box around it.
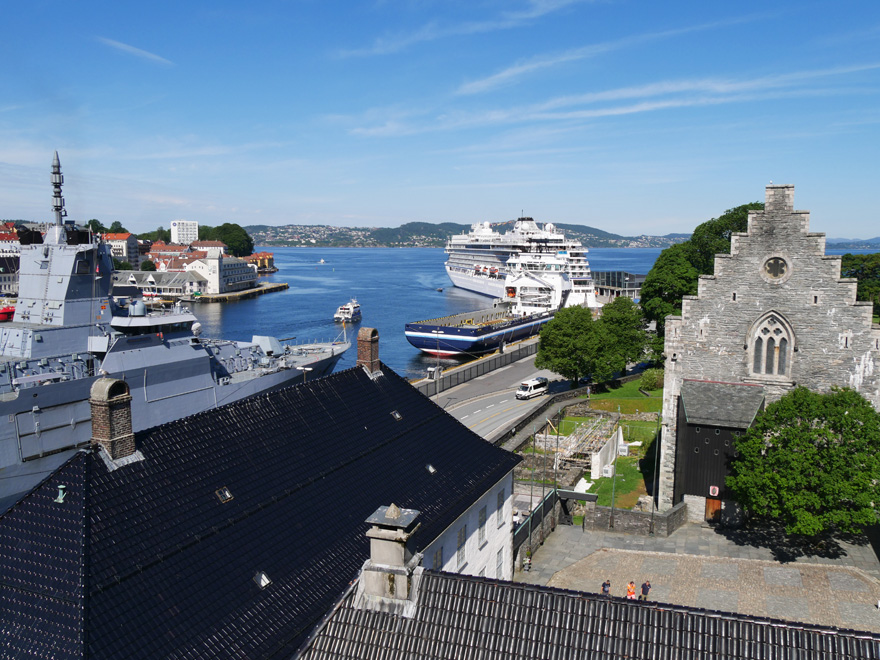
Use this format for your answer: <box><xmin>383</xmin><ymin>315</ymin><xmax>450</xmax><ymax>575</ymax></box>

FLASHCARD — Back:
<box><xmin>334</xmin><ymin>298</ymin><xmax>362</xmax><ymax>323</ymax></box>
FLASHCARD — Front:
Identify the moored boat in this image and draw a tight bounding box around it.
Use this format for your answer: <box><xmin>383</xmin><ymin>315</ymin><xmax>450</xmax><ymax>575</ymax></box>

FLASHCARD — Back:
<box><xmin>334</xmin><ymin>298</ymin><xmax>362</xmax><ymax>322</ymax></box>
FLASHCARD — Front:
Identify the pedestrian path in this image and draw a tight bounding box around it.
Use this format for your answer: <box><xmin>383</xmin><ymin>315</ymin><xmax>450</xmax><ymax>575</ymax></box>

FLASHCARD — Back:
<box><xmin>517</xmin><ymin>523</ymin><xmax>880</xmax><ymax>633</ymax></box>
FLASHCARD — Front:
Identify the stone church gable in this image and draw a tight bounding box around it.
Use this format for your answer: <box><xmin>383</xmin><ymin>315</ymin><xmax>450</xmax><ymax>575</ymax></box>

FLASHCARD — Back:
<box><xmin>658</xmin><ymin>185</ymin><xmax>880</xmax><ymax>513</ymax></box>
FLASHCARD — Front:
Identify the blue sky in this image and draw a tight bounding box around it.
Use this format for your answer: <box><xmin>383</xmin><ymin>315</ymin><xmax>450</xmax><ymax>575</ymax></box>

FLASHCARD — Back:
<box><xmin>2</xmin><ymin>1</ymin><xmax>879</xmax><ymax>238</ymax></box>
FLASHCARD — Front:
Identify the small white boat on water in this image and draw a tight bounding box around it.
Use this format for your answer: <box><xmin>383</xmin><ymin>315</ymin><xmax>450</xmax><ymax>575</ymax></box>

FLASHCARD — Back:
<box><xmin>334</xmin><ymin>298</ymin><xmax>362</xmax><ymax>323</ymax></box>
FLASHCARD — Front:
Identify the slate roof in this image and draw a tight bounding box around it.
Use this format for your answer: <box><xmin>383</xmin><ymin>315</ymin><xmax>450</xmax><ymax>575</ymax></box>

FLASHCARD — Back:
<box><xmin>0</xmin><ymin>364</ymin><xmax>520</xmax><ymax>659</ymax></box>
<box><xmin>297</xmin><ymin>571</ymin><xmax>880</xmax><ymax>660</ymax></box>
<box><xmin>680</xmin><ymin>379</ymin><xmax>765</xmax><ymax>429</ymax></box>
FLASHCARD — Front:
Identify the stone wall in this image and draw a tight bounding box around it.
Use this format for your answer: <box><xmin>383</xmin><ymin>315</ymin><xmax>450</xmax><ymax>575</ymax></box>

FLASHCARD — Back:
<box><xmin>582</xmin><ymin>500</ymin><xmax>688</xmax><ymax>537</ymax></box>
<box><xmin>514</xmin><ymin>501</ymin><xmax>562</xmax><ymax>572</ymax></box>
<box><xmin>658</xmin><ymin>185</ymin><xmax>880</xmax><ymax>511</ymax></box>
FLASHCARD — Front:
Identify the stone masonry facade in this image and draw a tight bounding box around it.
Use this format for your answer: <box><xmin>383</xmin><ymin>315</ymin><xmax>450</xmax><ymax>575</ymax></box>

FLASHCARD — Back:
<box><xmin>658</xmin><ymin>185</ymin><xmax>880</xmax><ymax>512</ymax></box>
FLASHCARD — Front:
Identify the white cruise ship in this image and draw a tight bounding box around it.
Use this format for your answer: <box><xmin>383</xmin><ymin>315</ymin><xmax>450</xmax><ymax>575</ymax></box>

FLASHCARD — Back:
<box><xmin>444</xmin><ymin>217</ymin><xmax>598</xmax><ymax>308</ymax></box>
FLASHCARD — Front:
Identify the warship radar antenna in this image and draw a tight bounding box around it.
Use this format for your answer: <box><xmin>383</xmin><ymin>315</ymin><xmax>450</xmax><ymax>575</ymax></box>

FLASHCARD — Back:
<box><xmin>48</xmin><ymin>151</ymin><xmax>67</xmax><ymax>244</ymax></box>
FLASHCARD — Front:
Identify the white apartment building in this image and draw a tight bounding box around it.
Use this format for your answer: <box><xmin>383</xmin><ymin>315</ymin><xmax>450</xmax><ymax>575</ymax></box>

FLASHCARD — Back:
<box><xmin>170</xmin><ymin>220</ymin><xmax>199</xmax><ymax>245</ymax></box>
<box><xmin>185</xmin><ymin>249</ymin><xmax>257</xmax><ymax>294</ymax></box>
<box><xmin>104</xmin><ymin>232</ymin><xmax>140</xmax><ymax>269</ymax></box>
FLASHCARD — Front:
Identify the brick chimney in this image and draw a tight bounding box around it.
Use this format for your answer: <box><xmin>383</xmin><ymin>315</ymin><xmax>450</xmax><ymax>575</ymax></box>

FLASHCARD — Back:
<box><xmin>361</xmin><ymin>504</ymin><xmax>421</xmax><ymax>601</ymax></box>
<box><xmin>90</xmin><ymin>378</ymin><xmax>136</xmax><ymax>459</ymax></box>
<box><xmin>357</xmin><ymin>327</ymin><xmax>381</xmax><ymax>376</ymax></box>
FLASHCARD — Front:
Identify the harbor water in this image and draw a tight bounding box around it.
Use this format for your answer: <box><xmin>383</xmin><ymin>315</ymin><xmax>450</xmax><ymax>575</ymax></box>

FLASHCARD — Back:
<box><xmin>191</xmin><ymin>247</ymin><xmax>662</xmax><ymax>380</ymax></box>
<box><xmin>191</xmin><ymin>246</ymin><xmax>868</xmax><ymax>380</ymax></box>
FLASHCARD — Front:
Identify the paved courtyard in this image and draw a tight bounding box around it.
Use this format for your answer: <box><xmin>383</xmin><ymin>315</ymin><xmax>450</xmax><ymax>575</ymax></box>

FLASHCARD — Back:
<box><xmin>516</xmin><ymin>523</ymin><xmax>880</xmax><ymax>633</ymax></box>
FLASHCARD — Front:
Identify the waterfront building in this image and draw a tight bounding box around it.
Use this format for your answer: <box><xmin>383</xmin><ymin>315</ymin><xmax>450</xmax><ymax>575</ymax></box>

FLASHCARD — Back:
<box><xmin>114</xmin><ymin>270</ymin><xmax>207</xmax><ymax>299</ymax></box>
<box><xmin>185</xmin><ymin>249</ymin><xmax>257</xmax><ymax>294</ymax></box>
<box><xmin>0</xmin><ymin>329</ymin><xmax>520</xmax><ymax>658</ymax></box>
<box><xmin>246</xmin><ymin>251</ymin><xmax>276</xmax><ymax>272</ymax></box>
<box><xmin>103</xmin><ymin>232</ymin><xmax>140</xmax><ymax>269</ymax></box>
<box><xmin>170</xmin><ymin>219</ymin><xmax>198</xmax><ymax>244</ymax></box>
<box><xmin>592</xmin><ymin>270</ymin><xmax>646</xmax><ymax>304</ymax></box>
<box><xmin>658</xmin><ymin>185</ymin><xmax>880</xmax><ymax>520</ymax></box>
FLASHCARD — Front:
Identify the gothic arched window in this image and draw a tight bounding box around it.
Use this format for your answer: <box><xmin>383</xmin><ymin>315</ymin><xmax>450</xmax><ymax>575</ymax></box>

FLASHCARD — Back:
<box><xmin>750</xmin><ymin>314</ymin><xmax>793</xmax><ymax>378</ymax></box>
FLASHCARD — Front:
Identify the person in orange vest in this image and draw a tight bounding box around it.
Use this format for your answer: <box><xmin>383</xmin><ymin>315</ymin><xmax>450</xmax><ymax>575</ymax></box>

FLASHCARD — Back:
<box><xmin>626</xmin><ymin>581</ymin><xmax>637</xmax><ymax>600</ymax></box>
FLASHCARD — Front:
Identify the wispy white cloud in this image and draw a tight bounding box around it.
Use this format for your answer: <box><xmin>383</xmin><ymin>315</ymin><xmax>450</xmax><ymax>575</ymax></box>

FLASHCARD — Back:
<box><xmin>349</xmin><ymin>63</ymin><xmax>880</xmax><ymax>136</ymax></box>
<box><xmin>339</xmin><ymin>0</ymin><xmax>587</xmax><ymax>57</ymax></box>
<box><xmin>96</xmin><ymin>37</ymin><xmax>174</xmax><ymax>66</ymax></box>
<box><xmin>456</xmin><ymin>15</ymin><xmax>771</xmax><ymax>95</ymax></box>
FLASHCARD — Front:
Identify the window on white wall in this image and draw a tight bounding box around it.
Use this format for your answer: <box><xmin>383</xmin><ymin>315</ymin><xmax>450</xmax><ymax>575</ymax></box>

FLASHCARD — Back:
<box><xmin>478</xmin><ymin>507</ymin><xmax>487</xmax><ymax>545</ymax></box>
<box><xmin>433</xmin><ymin>546</ymin><xmax>443</xmax><ymax>570</ymax></box>
<box><xmin>496</xmin><ymin>548</ymin><xmax>504</xmax><ymax>578</ymax></box>
<box><xmin>496</xmin><ymin>489</ymin><xmax>505</xmax><ymax>527</ymax></box>
<box><xmin>457</xmin><ymin>525</ymin><xmax>467</xmax><ymax>569</ymax></box>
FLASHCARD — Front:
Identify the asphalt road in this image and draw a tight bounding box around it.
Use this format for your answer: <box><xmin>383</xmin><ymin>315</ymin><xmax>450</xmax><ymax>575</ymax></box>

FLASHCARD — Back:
<box><xmin>433</xmin><ymin>354</ymin><xmax>569</xmax><ymax>441</ymax></box>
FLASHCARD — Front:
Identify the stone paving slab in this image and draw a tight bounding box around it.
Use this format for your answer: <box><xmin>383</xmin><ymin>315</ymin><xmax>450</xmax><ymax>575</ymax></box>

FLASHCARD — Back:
<box><xmin>764</xmin><ymin>566</ymin><xmax>803</xmax><ymax>588</ymax></box>
<box><xmin>766</xmin><ymin>594</ymin><xmax>810</xmax><ymax>621</ymax></box>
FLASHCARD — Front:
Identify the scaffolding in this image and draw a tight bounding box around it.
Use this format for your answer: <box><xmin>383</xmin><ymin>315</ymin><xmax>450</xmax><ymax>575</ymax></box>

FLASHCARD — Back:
<box><xmin>533</xmin><ymin>414</ymin><xmax>618</xmax><ymax>472</ymax></box>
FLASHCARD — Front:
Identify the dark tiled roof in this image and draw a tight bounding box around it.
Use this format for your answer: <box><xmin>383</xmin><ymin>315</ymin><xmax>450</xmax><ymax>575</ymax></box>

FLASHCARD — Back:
<box><xmin>681</xmin><ymin>379</ymin><xmax>765</xmax><ymax>428</ymax></box>
<box><xmin>0</xmin><ymin>364</ymin><xmax>520</xmax><ymax>659</ymax></box>
<box><xmin>298</xmin><ymin>571</ymin><xmax>880</xmax><ymax>660</ymax></box>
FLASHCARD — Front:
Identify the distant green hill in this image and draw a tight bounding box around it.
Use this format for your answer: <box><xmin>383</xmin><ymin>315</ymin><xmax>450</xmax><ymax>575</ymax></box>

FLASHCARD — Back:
<box><xmin>244</xmin><ymin>219</ymin><xmax>688</xmax><ymax>248</ymax></box>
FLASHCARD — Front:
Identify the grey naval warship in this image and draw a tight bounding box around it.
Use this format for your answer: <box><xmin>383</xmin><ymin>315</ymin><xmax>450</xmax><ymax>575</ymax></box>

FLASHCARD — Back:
<box><xmin>0</xmin><ymin>153</ymin><xmax>350</xmax><ymax>508</ymax></box>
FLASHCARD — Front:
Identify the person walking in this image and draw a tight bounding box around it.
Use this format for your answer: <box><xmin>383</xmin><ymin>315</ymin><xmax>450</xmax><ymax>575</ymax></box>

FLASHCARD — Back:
<box><xmin>601</xmin><ymin>579</ymin><xmax>611</xmax><ymax>597</ymax></box>
<box><xmin>625</xmin><ymin>581</ymin><xmax>636</xmax><ymax>600</ymax></box>
<box><xmin>639</xmin><ymin>580</ymin><xmax>651</xmax><ymax>601</ymax></box>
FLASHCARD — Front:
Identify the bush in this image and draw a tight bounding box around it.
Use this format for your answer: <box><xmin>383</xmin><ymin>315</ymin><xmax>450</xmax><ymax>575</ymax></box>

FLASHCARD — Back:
<box><xmin>639</xmin><ymin>368</ymin><xmax>664</xmax><ymax>391</ymax></box>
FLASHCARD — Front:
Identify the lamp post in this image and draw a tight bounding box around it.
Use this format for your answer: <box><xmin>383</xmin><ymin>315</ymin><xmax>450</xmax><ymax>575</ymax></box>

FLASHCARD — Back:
<box><xmin>296</xmin><ymin>366</ymin><xmax>313</xmax><ymax>383</ymax></box>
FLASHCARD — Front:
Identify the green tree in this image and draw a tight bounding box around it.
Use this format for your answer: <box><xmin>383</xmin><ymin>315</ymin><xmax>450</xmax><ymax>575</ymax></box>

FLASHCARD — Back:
<box><xmin>139</xmin><ymin>226</ymin><xmax>171</xmax><ymax>243</ymax></box>
<box><xmin>535</xmin><ymin>306</ymin><xmax>597</xmax><ymax>384</ymax></box>
<box><xmin>640</xmin><ymin>203</ymin><xmax>763</xmax><ymax>335</ymax></box>
<box><xmin>597</xmin><ymin>296</ymin><xmax>647</xmax><ymax>376</ymax></box>
<box><xmin>108</xmin><ymin>220</ymin><xmax>128</xmax><ymax>233</ymax></box>
<box><xmin>841</xmin><ymin>252</ymin><xmax>880</xmax><ymax>316</ymax></box>
<box><xmin>213</xmin><ymin>223</ymin><xmax>254</xmax><ymax>257</ymax></box>
<box><xmin>112</xmin><ymin>259</ymin><xmax>133</xmax><ymax>271</ymax></box>
<box><xmin>140</xmin><ymin>260</ymin><xmax>157</xmax><ymax>271</ymax></box>
<box><xmin>87</xmin><ymin>219</ymin><xmax>107</xmax><ymax>234</ymax></box>
<box><xmin>727</xmin><ymin>387</ymin><xmax>880</xmax><ymax>536</ymax></box>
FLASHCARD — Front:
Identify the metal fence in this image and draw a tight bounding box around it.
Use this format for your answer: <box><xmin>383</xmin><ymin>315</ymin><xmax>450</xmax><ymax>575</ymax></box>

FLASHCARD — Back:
<box><xmin>413</xmin><ymin>341</ymin><xmax>539</xmax><ymax>397</ymax></box>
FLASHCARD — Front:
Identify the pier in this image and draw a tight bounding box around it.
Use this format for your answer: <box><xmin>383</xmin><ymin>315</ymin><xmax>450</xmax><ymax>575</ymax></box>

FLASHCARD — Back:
<box><xmin>192</xmin><ymin>282</ymin><xmax>288</xmax><ymax>303</ymax></box>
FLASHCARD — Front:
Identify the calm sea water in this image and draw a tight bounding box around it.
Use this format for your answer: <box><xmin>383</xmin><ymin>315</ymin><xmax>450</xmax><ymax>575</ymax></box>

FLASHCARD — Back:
<box><xmin>191</xmin><ymin>246</ymin><xmax>873</xmax><ymax>379</ymax></box>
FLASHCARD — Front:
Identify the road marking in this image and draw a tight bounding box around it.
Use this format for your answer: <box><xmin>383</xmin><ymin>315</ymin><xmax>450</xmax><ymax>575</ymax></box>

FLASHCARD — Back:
<box><xmin>486</xmin><ymin>404</ymin><xmax>494</xmax><ymax>408</ymax></box>
<box><xmin>500</xmin><ymin>399</ymin><xmax>509</xmax><ymax>403</ymax></box>
<box><xmin>473</xmin><ymin>409</ymin><xmax>481</xmax><ymax>414</ymax></box>
<box><xmin>461</xmin><ymin>415</ymin><xmax>469</xmax><ymax>419</ymax></box>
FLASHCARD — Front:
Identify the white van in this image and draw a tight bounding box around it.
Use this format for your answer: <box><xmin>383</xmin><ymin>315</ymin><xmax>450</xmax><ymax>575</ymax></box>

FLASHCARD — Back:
<box><xmin>515</xmin><ymin>377</ymin><xmax>549</xmax><ymax>400</ymax></box>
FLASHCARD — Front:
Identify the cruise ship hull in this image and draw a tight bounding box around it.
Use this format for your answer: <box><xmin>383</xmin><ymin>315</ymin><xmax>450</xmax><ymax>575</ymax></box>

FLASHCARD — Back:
<box><xmin>405</xmin><ymin>308</ymin><xmax>551</xmax><ymax>357</ymax></box>
<box><xmin>445</xmin><ymin>267</ymin><xmax>506</xmax><ymax>299</ymax></box>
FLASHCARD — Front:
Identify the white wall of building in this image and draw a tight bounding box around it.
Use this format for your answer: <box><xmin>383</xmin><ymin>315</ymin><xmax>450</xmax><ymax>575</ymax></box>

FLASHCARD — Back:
<box><xmin>185</xmin><ymin>250</ymin><xmax>257</xmax><ymax>294</ymax></box>
<box><xmin>422</xmin><ymin>471</ymin><xmax>515</xmax><ymax>581</ymax></box>
<box><xmin>170</xmin><ymin>220</ymin><xmax>199</xmax><ymax>245</ymax></box>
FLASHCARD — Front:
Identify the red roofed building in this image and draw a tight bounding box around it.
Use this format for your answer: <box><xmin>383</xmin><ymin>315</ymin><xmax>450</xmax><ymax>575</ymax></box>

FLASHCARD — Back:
<box><xmin>191</xmin><ymin>240</ymin><xmax>227</xmax><ymax>253</ymax></box>
<box><xmin>104</xmin><ymin>232</ymin><xmax>140</xmax><ymax>269</ymax></box>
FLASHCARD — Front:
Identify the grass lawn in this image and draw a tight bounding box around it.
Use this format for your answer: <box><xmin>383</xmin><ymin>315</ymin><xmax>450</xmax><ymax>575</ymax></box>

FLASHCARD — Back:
<box><xmin>620</xmin><ymin>420</ymin><xmax>659</xmax><ymax>446</ymax></box>
<box><xmin>586</xmin><ymin>379</ymin><xmax>663</xmax><ymax>414</ymax></box>
<box><xmin>557</xmin><ymin>416</ymin><xmax>592</xmax><ymax>435</ymax></box>
<box><xmin>591</xmin><ymin>455</ymin><xmax>647</xmax><ymax>508</ymax></box>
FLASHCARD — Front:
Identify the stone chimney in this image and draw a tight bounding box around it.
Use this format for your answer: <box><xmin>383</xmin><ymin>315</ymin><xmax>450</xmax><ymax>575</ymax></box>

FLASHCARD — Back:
<box><xmin>357</xmin><ymin>327</ymin><xmax>381</xmax><ymax>376</ymax></box>
<box><xmin>90</xmin><ymin>378</ymin><xmax>136</xmax><ymax>459</ymax></box>
<box><xmin>765</xmin><ymin>184</ymin><xmax>794</xmax><ymax>213</ymax></box>
<box><xmin>361</xmin><ymin>504</ymin><xmax>421</xmax><ymax>601</ymax></box>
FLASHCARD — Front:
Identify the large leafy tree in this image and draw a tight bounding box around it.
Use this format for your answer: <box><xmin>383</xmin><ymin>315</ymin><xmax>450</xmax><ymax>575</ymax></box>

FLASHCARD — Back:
<box><xmin>535</xmin><ymin>306</ymin><xmax>597</xmax><ymax>384</ymax></box>
<box><xmin>140</xmin><ymin>260</ymin><xmax>157</xmax><ymax>271</ymax></box>
<box><xmin>536</xmin><ymin>299</ymin><xmax>648</xmax><ymax>384</ymax></box>
<box><xmin>199</xmin><ymin>223</ymin><xmax>255</xmax><ymax>257</ymax></box>
<box><xmin>727</xmin><ymin>387</ymin><xmax>880</xmax><ymax>536</ymax></box>
<box><xmin>841</xmin><ymin>252</ymin><xmax>880</xmax><ymax>316</ymax></box>
<box><xmin>641</xmin><ymin>202</ymin><xmax>763</xmax><ymax>335</ymax></box>
<box><xmin>108</xmin><ymin>220</ymin><xmax>128</xmax><ymax>233</ymax></box>
<box><xmin>596</xmin><ymin>297</ymin><xmax>646</xmax><ymax>376</ymax></box>
<box><xmin>639</xmin><ymin>242</ymin><xmax>699</xmax><ymax>336</ymax></box>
